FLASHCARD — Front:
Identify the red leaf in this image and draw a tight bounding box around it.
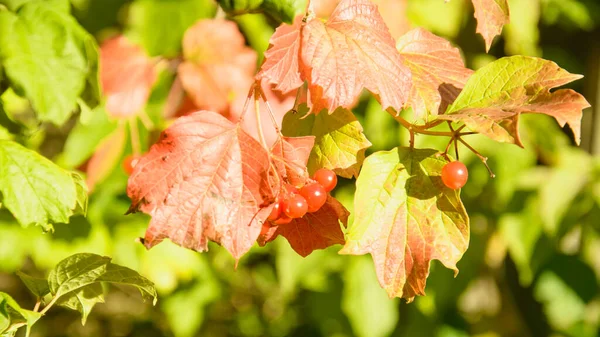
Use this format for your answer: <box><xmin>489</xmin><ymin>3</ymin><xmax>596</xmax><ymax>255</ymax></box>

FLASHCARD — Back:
<box><xmin>256</xmin><ymin>17</ymin><xmax>303</xmax><ymax>94</ymax></box>
<box><xmin>86</xmin><ymin>126</ymin><xmax>126</xmax><ymax>192</ymax></box>
<box><xmin>179</xmin><ymin>19</ymin><xmax>257</xmax><ymax>116</ymax></box>
<box><xmin>127</xmin><ymin>111</ymin><xmax>277</xmax><ymax>261</ymax></box>
<box><xmin>301</xmin><ymin>0</ymin><xmax>411</xmax><ymax>113</ymax></box>
<box><xmin>472</xmin><ymin>0</ymin><xmax>510</xmax><ymax>52</ymax></box>
<box><xmin>271</xmin><ymin>136</ymin><xmax>315</xmax><ymax>187</ymax></box>
<box><xmin>100</xmin><ymin>35</ymin><xmax>157</xmax><ymax>118</ymax></box>
<box><xmin>260</xmin><ymin>196</ymin><xmax>349</xmax><ymax>256</ymax></box>
<box><xmin>396</xmin><ymin>28</ymin><xmax>473</xmax><ymax>118</ymax></box>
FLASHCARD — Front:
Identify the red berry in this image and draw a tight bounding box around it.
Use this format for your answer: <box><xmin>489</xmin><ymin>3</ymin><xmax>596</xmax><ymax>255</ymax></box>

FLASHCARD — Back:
<box><xmin>123</xmin><ymin>155</ymin><xmax>140</xmax><ymax>175</ymax></box>
<box><xmin>285</xmin><ymin>184</ymin><xmax>299</xmax><ymax>195</ymax></box>
<box><xmin>267</xmin><ymin>200</ymin><xmax>283</xmax><ymax>221</ymax></box>
<box><xmin>441</xmin><ymin>161</ymin><xmax>468</xmax><ymax>190</ymax></box>
<box><xmin>313</xmin><ymin>168</ymin><xmax>337</xmax><ymax>192</ymax></box>
<box><xmin>300</xmin><ymin>183</ymin><xmax>327</xmax><ymax>213</ymax></box>
<box><xmin>274</xmin><ymin>215</ymin><xmax>293</xmax><ymax>225</ymax></box>
<box><xmin>283</xmin><ymin>194</ymin><xmax>308</xmax><ymax>219</ymax></box>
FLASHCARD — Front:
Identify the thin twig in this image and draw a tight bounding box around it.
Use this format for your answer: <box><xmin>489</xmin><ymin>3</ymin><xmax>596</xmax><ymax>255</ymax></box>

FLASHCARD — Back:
<box><xmin>33</xmin><ymin>299</ymin><xmax>41</xmax><ymax>313</ymax></box>
<box><xmin>239</xmin><ymin>82</ymin><xmax>257</xmax><ymax>122</ymax></box>
<box><xmin>257</xmin><ymin>86</ymin><xmax>282</xmax><ymax>135</ymax></box>
<box><xmin>458</xmin><ymin>138</ymin><xmax>495</xmax><ymax>177</ymax></box>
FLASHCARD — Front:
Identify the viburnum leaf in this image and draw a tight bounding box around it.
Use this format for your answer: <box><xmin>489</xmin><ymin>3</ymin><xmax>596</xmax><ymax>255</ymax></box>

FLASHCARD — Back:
<box><xmin>260</xmin><ymin>196</ymin><xmax>348</xmax><ymax>256</ymax></box>
<box><xmin>281</xmin><ymin>106</ymin><xmax>371</xmax><ymax>178</ymax></box>
<box><xmin>100</xmin><ymin>35</ymin><xmax>157</xmax><ymax>118</ymax></box>
<box><xmin>271</xmin><ymin>136</ymin><xmax>315</xmax><ymax>187</ymax></box>
<box><xmin>16</xmin><ymin>271</ymin><xmax>50</xmax><ymax>298</ymax></box>
<box><xmin>0</xmin><ymin>140</ymin><xmax>88</xmax><ymax>231</ymax></box>
<box><xmin>472</xmin><ymin>0</ymin><xmax>510</xmax><ymax>52</ymax></box>
<box><xmin>257</xmin><ymin>0</ymin><xmax>412</xmax><ymax>114</ymax></box>
<box><xmin>396</xmin><ymin>28</ymin><xmax>473</xmax><ymax>119</ymax></box>
<box><xmin>57</xmin><ymin>283</ymin><xmax>104</xmax><ymax>326</ymax></box>
<box><xmin>179</xmin><ymin>19</ymin><xmax>257</xmax><ymax>115</ymax></box>
<box><xmin>216</xmin><ymin>0</ymin><xmax>306</xmax><ymax>24</ymax></box>
<box><xmin>0</xmin><ymin>292</ymin><xmax>41</xmax><ymax>335</ymax></box>
<box><xmin>127</xmin><ymin>111</ymin><xmax>277</xmax><ymax>261</ymax></box>
<box><xmin>85</xmin><ymin>126</ymin><xmax>126</xmax><ymax>192</ymax></box>
<box><xmin>339</xmin><ymin>148</ymin><xmax>469</xmax><ymax>300</ymax></box>
<box><xmin>441</xmin><ymin>56</ymin><xmax>590</xmax><ymax>145</ymax></box>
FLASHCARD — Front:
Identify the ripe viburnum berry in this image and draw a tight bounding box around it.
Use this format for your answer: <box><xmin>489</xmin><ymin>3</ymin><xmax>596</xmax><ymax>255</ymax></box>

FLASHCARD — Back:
<box><xmin>300</xmin><ymin>183</ymin><xmax>327</xmax><ymax>212</ymax></box>
<box><xmin>267</xmin><ymin>199</ymin><xmax>283</xmax><ymax>221</ymax></box>
<box><xmin>283</xmin><ymin>194</ymin><xmax>308</xmax><ymax>219</ymax></box>
<box><xmin>441</xmin><ymin>161</ymin><xmax>468</xmax><ymax>190</ymax></box>
<box><xmin>313</xmin><ymin>168</ymin><xmax>337</xmax><ymax>192</ymax></box>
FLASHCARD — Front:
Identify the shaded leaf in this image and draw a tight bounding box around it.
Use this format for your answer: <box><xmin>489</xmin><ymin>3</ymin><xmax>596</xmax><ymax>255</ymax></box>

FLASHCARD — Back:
<box><xmin>217</xmin><ymin>0</ymin><xmax>306</xmax><ymax>23</ymax></box>
<box><xmin>0</xmin><ymin>0</ymin><xmax>99</xmax><ymax>125</ymax></box>
<box><xmin>96</xmin><ymin>263</ymin><xmax>158</xmax><ymax>305</ymax></box>
<box><xmin>85</xmin><ymin>126</ymin><xmax>127</xmax><ymax>192</ymax></box>
<box><xmin>100</xmin><ymin>35</ymin><xmax>157</xmax><ymax>118</ymax></box>
<box><xmin>396</xmin><ymin>28</ymin><xmax>473</xmax><ymax>119</ymax></box>
<box><xmin>127</xmin><ymin>111</ymin><xmax>276</xmax><ymax>261</ymax></box>
<box><xmin>282</xmin><ymin>106</ymin><xmax>371</xmax><ymax>178</ymax></box>
<box><xmin>270</xmin><ymin>135</ymin><xmax>315</xmax><ymax>187</ymax></box>
<box><xmin>57</xmin><ymin>283</ymin><xmax>104</xmax><ymax>326</ymax></box>
<box><xmin>0</xmin><ymin>292</ymin><xmax>41</xmax><ymax>334</ymax></box>
<box><xmin>48</xmin><ymin>253</ymin><xmax>111</xmax><ymax>298</ymax></box>
<box><xmin>179</xmin><ymin>19</ymin><xmax>257</xmax><ymax>115</ymax></box>
<box><xmin>472</xmin><ymin>0</ymin><xmax>510</xmax><ymax>52</ymax></box>
<box><xmin>127</xmin><ymin>0</ymin><xmax>217</xmax><ymax>57</ymax></box>
<box><xmin>262</xmin><ymin>196</ymin><xmax>348</xmax><ymax>256</ymax></box>
<box><xmin>16</xmin><ymin>271</ymin><xmax>50</xmax><ymax>298</ymax></box>
<box><xmin>340</xmin><ymin>148</ymin><xmax>469</xmax><ymax>300</ymax></box>
<box><xmin>442</xmin><ymin>56</ymin><xmax>589</xmax><ymax>145</ymax></box>
<box><xmin>0</xmin><ymin>140</ymin><xmax>87</xmax><ymax>230</ymax></box>
<box><xmin>301</xmin><ymin>0</ymin><xmax>411</xmax><ymax>113</ymax></box>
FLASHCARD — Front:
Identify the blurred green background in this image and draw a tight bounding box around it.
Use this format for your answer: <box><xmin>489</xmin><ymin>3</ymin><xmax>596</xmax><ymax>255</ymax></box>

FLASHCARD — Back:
<box><xmin>1</xmin><ymin>0</ymin><xmax>599</xmax><ymax>336</ymax></box>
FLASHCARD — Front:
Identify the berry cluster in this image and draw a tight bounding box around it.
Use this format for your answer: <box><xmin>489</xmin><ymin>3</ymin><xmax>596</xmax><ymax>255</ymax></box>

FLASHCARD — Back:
<box><xmin>267</xmin><ymin>168</ymin><xmax>337</xmax><ymax>225</ymax></box>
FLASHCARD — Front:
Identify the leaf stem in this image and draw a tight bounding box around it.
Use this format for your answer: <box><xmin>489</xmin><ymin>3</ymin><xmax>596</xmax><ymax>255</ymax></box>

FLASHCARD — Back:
<box><xmin>256</xmin><ymin>84</ymin><xmax>282</xmax><ymax>135</ymax></box>
<box><xmin>33</xmin><ymin>298</ymin><xmax>41</xmax><ymax>312</ymax></box>
<box><xmin>39</xmin><ymin>295</ymin><xmax>59</xmax><ymax>315</ymax></box>
<box><xmin>254</xmin><ymin>89</ymin><xmax>268</xmax><ymax>150</ymax></box>
<box><xmin>239</xmin><ymin>82</ymin><xmax>257</xmax><ymax>122</ymax></box>
<box><xmin>457</xmin><ymin>138</ymin><xmax>495</xmax><ymax>177</ymax></box>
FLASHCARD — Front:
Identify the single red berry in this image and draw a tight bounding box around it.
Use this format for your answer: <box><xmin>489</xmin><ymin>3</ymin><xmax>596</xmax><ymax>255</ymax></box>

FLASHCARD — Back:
<box><xmin>123</xmin><ymin>155</ymin><xmax>140</xmax><ymax>175</ymax></box>
<box><xmin>283</xmin><ymin>194</ymin><xmax>308</xmax><ymax>219</ymax></box>
<box><xmin>274</xmin><ymin>215</ymin><xmax>293</xmax><ymax>225</ymax></box>
<box><xmin>313</xmin><ymin>168</ymin><xmax>337</xmax><ymax>192</ymax></box>
<box><xmin>267</xmin><ymin>200</ymin><xmax>283</xmax><ymax>221</ymax></box>
<box><xmin>300</xmin><ymin>183</ymin><xmax>327</xmax><ymax>213</ymax></box>
<box><xmin>441</xmin><ymin>161</ymin><xmax>468</xmax><ymax>190</ymax></box>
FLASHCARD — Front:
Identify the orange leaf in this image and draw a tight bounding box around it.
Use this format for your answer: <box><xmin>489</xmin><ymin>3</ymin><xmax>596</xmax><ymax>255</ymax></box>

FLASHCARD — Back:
<box><xmin>472</xmin><ymin>0</ymin><xmax>510</xmax><ymax>52</ymax></box>
<box><xmin>100</xmin><ymin>35</ymin><xmax>157</xmax><ymax>118</ymax></box>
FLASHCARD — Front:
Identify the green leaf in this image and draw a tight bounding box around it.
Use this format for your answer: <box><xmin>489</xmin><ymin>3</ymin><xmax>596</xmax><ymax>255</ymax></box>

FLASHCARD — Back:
<box><xmin>340</xmin><ymin>148</ymin><xmax>469</xmax><ymax>300</ymax></box>
<box><xmin>0</xmin><ymin>292</ymin><xmax>41</xmax><ymax>334</ymax></box>
<box><xmin>127</xmin><ymin>0</ymin><xmax>217</xmax><ymax>57</ymax></box>
<box><xmin>0</xmin><ymin>140</ymin><xmax>88</xmax><ymax>230</ymax></box>
<box><xmin>16</xmin><ymin>271</ymin><xmax>50</xmax><ymax>298</ymax></box>
<box><xmin>282</xmin><ymin>107</ymin><xmax>371</xmax><ymax>178</ymax></box>
<box><xmin>342</xmin><ymin>256</ymin><xmax>399</xmax><ymax>337</ymax></box>
<box><xmin>442</xmin><ymin>56</ymin><xmax>589</xmax><ymax>145</ymax></box>
<box><xmin>96</xmin><ymin>263</ymin><xmax>158</xmax><ymax>305</ymax></box>
<box><xmin>48</xmin><ymin>253</ymin><xmax>111</xmax><ymax>298</ymax></box>
<box><xmin>0</xmin><ymin>0</ymin><xmax>99</xmax><ymax>125</ymax></box>
<box><xmin>217</xmin><ymin>0</ymin><xmax>306</xmax><ymax>23</ymax></box>
<box><xmin>57</xmin><ymin>283</ymin><xmax>104</xmax><ymax>325</ymax></box>
<box><xmin>0</xmin><ymin>0</ymin><xmax>69</xmax><ymax>12</ymax></box>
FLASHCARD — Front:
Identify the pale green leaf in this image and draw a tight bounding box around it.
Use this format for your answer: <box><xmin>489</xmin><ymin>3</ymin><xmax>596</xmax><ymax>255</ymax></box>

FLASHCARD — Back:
<box><xmin>0</xmin><ymin>140</ymin><xmax>88</xmax><ymax>230</ymax></box>
<box><xmin>16</xmin><ymin>271</ymin><xmax>50</xmax><ymax>298</ymax></box>
<box><xmin>0</xmin><ymin>0</ymin><xmax>69</xmax><ymax>12</ymax></box>
<box><xmin>342</xmin><ymin>256</ymin><xmax>399</xmax><ymax>337</ymax></box>
<box><xmin>282</xmin><ymin>107</ymin><xmax>371</xmax><ymax>178</ymax></box>
<box><xmin>96</xmin><ymin>263</ymin><xmax>158</xmax><ymax>305</ymax></box>
<box><xmin>127</xmin><ymin>0</ymin><xmax>217</xmax><ymax>57</ymax></box>
<box><xmin>340</xmin><ymin>148</ymin><xmax>469</xmax><ymax>300</ymax></box>
<box><xmin>217</xmin><ymin>0</ymin><xmax>306</xmax><ymax>23</ymax></box>
<box><xmin>0</xmin><ymin>292</ymin><xmax>41</xmax><ymax>334</ymax></box>
<box><xmin>57</xmin><ymin>283</ymin><xmax>104</xmax><ymax>325</ymax></box>
<box><xmin>48</xmin><ymin>253</ymin><xmax>111</xmax><ymax>298</ymax></box>
<box><xmin>0</xmin><ymin>0</ymin><xmax>99</xmax><ymax>125</ymax></box>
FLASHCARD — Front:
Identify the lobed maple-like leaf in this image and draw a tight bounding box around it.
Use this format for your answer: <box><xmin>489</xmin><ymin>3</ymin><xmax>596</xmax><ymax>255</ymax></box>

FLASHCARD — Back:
<box><xmin>257</xmin><ymin>0</ymin><xmax>411</xmax><ymax>115</ymax></box>
<box><xmin>260</xmin><ymin>196</ymin><xmax>348</xmax><ymax>256</ymax></box>
<box><xmin>396</xmin><ymin>28</ymin><xmax>473</xmax><ymax>119</ymax></box>
<box><xmin>271</xmin><ymin>136</ymin><xmax>315</xmax><ymax>187</ymax></box>
<box><xmin>441</xmin><ymin>56</ymin><xmax>590</xmax><ymax>146</ymax></box>
<box><xmin>340</xmin><ymin>148</ymin><xmax>469</xmax><ymax>300</ymax></box>
<box><xmin>472</xmin><ymin>0</ymin><xmax>510</xmax><ymax>52</ymax></box>
<box><xmin>179</xmin><ymin>19</ymin><xmax>257</xmax><ymax>115</ymax></box>
<box><xmin>281</xmin><ymin>107</ymin><xmax>371</xmax><ymax>178</ymax></box>
<box><xmin>126</xmin><ymin>111</ymin><xmax>277</xmax><ymax>261</ymax></box>
<box><xmin>100</xmin><ymin>35</ymin><xmax>157</xmax><ymax>118</ymax></box>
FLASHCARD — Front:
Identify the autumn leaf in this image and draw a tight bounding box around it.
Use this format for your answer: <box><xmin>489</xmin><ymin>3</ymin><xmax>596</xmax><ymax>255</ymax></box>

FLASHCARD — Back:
<box><xmin>257</xmin><ymin>0</ymin><xmax>411</xmax><ymax>114</ymax></box>
<box><xmin>271</xmin><ymin>136</ymin><xmax>316</xmax><ymax>187</ymax></box>
<box><xmin>179</xmin><ymin>19</ymin><xmax>257</xmax><ymax>116</ymax></box>
<box><xmin>100</xmin><ymin>35</ymin><xmax>157</xmax><ymax>118</ymax></box>
<box><xmin>396</xmin><ymin>28</ymin><xmax>473</xmax><ymax>119</ymax></box>
<box><xmin>127</xmin><ymin>111</ymin><xmax>277</xmax><ymax>261</ymax></box>
<box><xmin>441</xmin><ymin>56</ymin><xmax>590</xmax><ymax>145</ymax></box>
<box><xmin>340</xmin><ymin>148</ymin><xmax>469</xmax><ymax>300</ymax></box>
<box><xmin>260</xmin><ymin>196</ymin><xmax>348</xmax><ymax>256</ymax></box>
<box><xmin>281</xmin><ymin>106</ymin><xmax>371</xmax><ymax>178</ymax></box>
<box><xmin>85</xmin><ymin>126</ymin><xmax>126</xmax><ymax>192</ymax></box>
<box><xmin>472</xmin><ymin>0</ymin><xmax>510</xmax><ymax>52</ymax></box>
